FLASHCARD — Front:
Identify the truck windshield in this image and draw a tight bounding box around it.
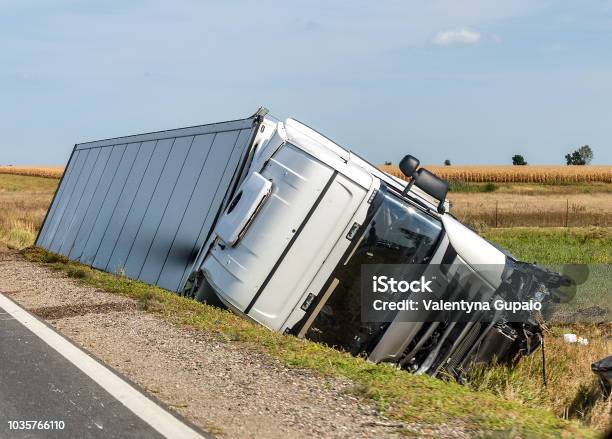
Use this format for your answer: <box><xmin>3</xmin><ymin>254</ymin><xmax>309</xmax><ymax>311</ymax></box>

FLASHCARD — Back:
<box><xmin>305</xmin><ymin>189</ymin><xmax>442</xmax><ymax>353</ymax></box>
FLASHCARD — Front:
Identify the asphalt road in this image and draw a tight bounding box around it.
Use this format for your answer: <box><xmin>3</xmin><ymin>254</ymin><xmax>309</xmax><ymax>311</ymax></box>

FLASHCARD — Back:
<box><xmin>0</xmin><ymin>294</ymin><xmax>207</xmax><ymax>439</ymax></box>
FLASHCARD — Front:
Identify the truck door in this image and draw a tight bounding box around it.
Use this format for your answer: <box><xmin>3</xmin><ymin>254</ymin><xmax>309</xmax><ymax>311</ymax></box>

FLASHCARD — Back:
<box><xmin>201</xmin><ymin>143</ymin><xmax>368</xmax><ymax>330</ymax></box>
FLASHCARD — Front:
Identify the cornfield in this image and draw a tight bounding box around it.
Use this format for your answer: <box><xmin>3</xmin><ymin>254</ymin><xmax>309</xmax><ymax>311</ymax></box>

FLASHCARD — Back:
<box><xmin>380</xmin><ymin>165</ymin><xmax>612</xmax><ymax>183</ymax></box>
<box><xmin>3</xmin><ymin>164</ymin><xmax>612</xmax><ymax>183</ymax></box>
<box><xmin>0</xmin><ymin>166</ymin><xmax>64</xmax><ymax>179</ymax></box>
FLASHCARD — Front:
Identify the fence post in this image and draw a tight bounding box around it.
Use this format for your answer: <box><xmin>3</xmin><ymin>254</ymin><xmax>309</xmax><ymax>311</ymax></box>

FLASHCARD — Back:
<box><xmin>495</xmin><ymin>200</ymin><xmax>498</xmax><ymax>228</ymax></box>
<box><xmin>565</xmin><ymin>199</ymin><xmax>569</xmax><ymax>228</ymax></box>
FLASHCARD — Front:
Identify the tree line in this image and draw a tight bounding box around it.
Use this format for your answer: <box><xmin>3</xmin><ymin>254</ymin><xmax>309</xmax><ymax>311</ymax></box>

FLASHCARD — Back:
<box><xmin>440</xmin><ymin>145</ymin><xmax>594</xmax><ymax>166</ymax></box>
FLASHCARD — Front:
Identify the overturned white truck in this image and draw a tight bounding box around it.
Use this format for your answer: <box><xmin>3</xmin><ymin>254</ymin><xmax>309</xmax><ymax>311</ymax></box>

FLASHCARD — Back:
<box><xmin>37</xmin><ymin>108</ymin><xmax>569</xmax><ymax>379</ymax></box>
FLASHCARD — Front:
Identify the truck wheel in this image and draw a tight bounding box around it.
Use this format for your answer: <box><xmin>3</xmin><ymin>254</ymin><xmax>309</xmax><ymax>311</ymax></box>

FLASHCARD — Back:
<box><xmin>195</xmin><ymin>276</ymin><xmax>226</xmax><ymax>309</ymax></box>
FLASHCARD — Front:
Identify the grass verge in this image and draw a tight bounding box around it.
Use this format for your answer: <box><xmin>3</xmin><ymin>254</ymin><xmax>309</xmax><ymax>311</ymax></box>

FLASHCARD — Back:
<box><xmin>22</xmin><ymin>246</ymin><xmax>599</xmax><ymax>438</ymax></box>
<box><xmin>483</xmin><ymin>227</ymin><xmax>611</xmax><ymax>264</ymax></box>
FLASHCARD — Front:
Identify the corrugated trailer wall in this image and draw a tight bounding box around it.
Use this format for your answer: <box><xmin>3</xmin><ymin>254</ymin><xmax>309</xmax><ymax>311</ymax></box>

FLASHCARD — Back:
<box><xmin>36</xmin><ymin>115</ymin><xmax>260</xmax><ymax>292</ymax></box>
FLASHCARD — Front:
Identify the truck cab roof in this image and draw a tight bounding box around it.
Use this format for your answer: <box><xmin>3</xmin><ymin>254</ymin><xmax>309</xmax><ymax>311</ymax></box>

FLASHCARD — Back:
<box><xmin>278</xmin><ymin>117</ymin><xmax>449</xmax><ymax>214</ymax></box>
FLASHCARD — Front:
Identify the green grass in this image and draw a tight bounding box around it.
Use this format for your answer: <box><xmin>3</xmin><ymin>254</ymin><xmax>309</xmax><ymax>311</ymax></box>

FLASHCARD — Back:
<box><xmin>448</xmin><ymin>180</ymin><xmax>498</xmax><ymax>193</ymax></box>
<box><xmin>483</xmin><ymin>227</ymin><xmax>611</xmax><ymax>264</ymax></box>
<box><xmin>21</xmin><ymin>246</ymin><xmax>598</xmax><ymax>438</ymax></box>
<box><xmin>485</xmin><ymin>227</ymin><xmax>611</xmax><ymax>322</ymax></box>
<box><xmin>0</xmin><ymin>173</ymin><xmax>59</xmax><ymax>192</ymax></box>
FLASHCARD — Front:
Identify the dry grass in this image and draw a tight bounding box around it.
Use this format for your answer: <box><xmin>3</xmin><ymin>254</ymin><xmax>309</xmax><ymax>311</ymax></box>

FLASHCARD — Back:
<box><xmin>0</xmin><ymin>166</ymin><xmax>64</xmax><ymax>179</ymax></box>
<box><xmin>480</xmin><ymin>228</ymin><xmax>612</xmax><ymax>432</ymax></box>
<box><xmin>0</xmin><ymin>174</ymin><xmax>57</xmax><ymax>249</ymax></box>
<box><xmin>450</xmin><ymin>192</ymin><xmax>612</xmax><ymax>228</ymax></box>
<box><xmin>381</xmin><ymin>164</ymin><xmax>612</xmax><ymax>183</ymax></box>
<box><xmin>380</xmin><ymin>164</ymin><xmax>612</xmax><ymax>227</ymax></box>
<box><xmin>468</xmin><ymin>324</ymin><xmax>611</xmax><ymax>432</ymax></box>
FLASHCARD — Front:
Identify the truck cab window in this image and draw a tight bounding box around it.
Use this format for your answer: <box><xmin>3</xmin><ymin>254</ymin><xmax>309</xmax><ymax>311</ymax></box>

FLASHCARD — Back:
<box><xmin>306</xmin><ymin>189</ymin><xmax>442</xmax><ymax>353</ymax></box>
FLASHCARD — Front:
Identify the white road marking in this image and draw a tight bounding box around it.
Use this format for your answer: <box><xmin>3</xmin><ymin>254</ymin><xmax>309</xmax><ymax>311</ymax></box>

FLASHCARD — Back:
<box><xmin>0</xmin><ymin>293</ymin><xmax>206</xmax><ymax>439</ymax></box>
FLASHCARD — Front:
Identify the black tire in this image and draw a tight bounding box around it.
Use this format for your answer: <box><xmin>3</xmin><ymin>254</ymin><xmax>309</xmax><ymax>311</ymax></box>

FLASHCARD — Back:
<box><xmin>195</xmin><ymin>277</ymin><xmax>227</xmax><ymax>309</ymax></box>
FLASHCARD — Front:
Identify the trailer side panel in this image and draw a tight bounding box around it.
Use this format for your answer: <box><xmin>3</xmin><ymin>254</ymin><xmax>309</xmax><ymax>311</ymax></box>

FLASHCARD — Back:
<box><xmin>36</xmin><ymin>117</ymin><xmax>257</xmax><ymax>292</ymax></box>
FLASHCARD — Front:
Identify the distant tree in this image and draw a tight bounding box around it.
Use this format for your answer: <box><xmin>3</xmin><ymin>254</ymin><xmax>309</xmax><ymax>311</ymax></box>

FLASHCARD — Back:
<box><xmin>512</xmin><ymin>154</ymin><xmax>527</xmax><ymax>166</ymax></box>
<box><xmin>565</xmin><ymin>151</ymin><xmax>584</xmax><ymax>165</ymax></box>
<box><xmin>565</xmin><ymin>145</ymin><xmax>593</xmax><ymax>165</ymax></box>
<box><xmin>444</xmin><ymin>159</ymin><xmax>451</xmax><ymax>166</ymax></box>
<box><xmin>384</xmin><ymin>161</ymin><xmax>392</xmax><ymax>166</ymax></box>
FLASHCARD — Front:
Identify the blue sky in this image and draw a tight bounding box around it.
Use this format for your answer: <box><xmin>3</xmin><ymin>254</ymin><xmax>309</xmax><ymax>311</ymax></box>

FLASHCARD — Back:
<box><xmin>2</xmin><ymin>0</ymin><xmax>611</xmax><ymax>165</ymax></box>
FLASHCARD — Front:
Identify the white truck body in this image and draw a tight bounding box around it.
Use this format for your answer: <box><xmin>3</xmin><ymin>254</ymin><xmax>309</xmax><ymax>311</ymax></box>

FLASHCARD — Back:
<box><xmin>198</xmin><ymin>115</ymin><xmax>521</xmax><ymax>372</ymax></box>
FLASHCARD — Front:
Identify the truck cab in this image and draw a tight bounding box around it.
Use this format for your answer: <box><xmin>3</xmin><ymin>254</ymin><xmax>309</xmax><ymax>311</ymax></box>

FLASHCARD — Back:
<box><xmin>199</xmin><ymin>117</ymin><xmax>537</xmax><ymax>377</ymax></box>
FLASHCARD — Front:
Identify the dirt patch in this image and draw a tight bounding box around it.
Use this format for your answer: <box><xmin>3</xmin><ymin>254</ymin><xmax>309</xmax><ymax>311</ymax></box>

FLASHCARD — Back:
<box><xmin>0</xmin><ymin>248</ymin><xmax>472</xmax><ymax>439</ymax></box>
<box><xmin>30</xmin><ymin>302</ymin><xmax>137</xmax><ymax>320</ymax></box>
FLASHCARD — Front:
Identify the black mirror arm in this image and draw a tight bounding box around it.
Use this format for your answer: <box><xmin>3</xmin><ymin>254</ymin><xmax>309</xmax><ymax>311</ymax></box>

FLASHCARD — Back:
<box><xmin>402</xmin><ymin>178</ymin><xmax>416</xmax><ymax>197</ymax></box>
<box><xmin>437</xmin><ymin>200</ymin><xmax>446</xmax><ymax>214</ymax></box>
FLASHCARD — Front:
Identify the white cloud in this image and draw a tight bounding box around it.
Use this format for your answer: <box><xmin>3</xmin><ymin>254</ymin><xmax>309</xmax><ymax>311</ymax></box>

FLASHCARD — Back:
<box><xmin>431</xmin><ymin>28</ymin><xmax>481</xmax><ymax>46</ymax></box>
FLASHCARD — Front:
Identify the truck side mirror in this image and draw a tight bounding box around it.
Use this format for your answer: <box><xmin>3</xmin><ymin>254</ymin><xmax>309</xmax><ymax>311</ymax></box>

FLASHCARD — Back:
<box><xmin>399</xmin><ymin>155</ymin><xmax>420</xmax><ymax>179</ymax></box>
<box><xmin>414</xmin><ymin>168</ymin><xmax>449</xmax><ymax>214</ymax></box>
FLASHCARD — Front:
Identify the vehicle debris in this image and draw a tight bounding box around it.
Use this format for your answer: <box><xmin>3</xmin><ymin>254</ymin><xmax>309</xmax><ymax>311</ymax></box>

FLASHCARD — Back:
<box><xmin>564</xmin><ymin>333</ymin><xmax>578</xmax><ymax>343</ymax></box>
<box><xmin>592</xmin><ymin>356</ymin><xmax>612</xmax><ymax>395</ymax></box>
<box><xmin>563</xmin><ymin>333</ymin><xmax>589</xmax><ymax>345</ymax></box>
